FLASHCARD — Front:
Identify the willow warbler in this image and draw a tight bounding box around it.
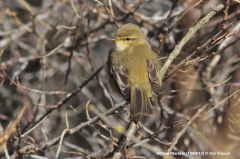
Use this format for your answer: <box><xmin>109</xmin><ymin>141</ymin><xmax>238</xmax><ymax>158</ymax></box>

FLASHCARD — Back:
<box><xmin>104</xmin><ymin>23</ymin><xmax>161</xmax><ymax>116</ymax></box>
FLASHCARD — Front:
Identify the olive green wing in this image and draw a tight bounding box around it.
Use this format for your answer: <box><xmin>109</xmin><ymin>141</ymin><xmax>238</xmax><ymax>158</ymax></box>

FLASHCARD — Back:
<box><xmin>105</xmin><ymin>51</ymin><xmax>131</xmax><ymax>102</ymax></box>
<box><xmin>147</xmin><ymin>60</ymin><xmax>161</xmax><ymax>97</ymax></box>
<box><xmin>111</xmin><ymin>66</ymin><xmax>130</xmax><ymax>102</ymax></box>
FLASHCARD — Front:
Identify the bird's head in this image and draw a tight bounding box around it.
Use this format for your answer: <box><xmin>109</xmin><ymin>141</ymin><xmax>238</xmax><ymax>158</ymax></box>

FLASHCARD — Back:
<box><xmin>110</xmin><ymin>23</ymin><xmax>148</xmax><ymax>51</ymax></box>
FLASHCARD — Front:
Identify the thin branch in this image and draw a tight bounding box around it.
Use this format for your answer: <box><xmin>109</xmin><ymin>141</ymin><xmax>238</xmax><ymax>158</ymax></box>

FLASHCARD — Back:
<box><xmin>163</xmin><ymin>17</ymin><xmax>240</xmax><ymax>81</ymax></box>
<box><xmin>159</xmin><ymin>4</ymin><xmax>224</xmax><ymax>80</ymax></box>
<box><xmin>149</xmin><ymin>0</ymin><xmax>178</xmax><ymax>43</ymax></box>
<box><xmin>168</xmin><ymin>99</ymin><xmax>212</xmax><ymax>152</ymax></box>
<box><xmin>157</xmin><ymin>0</ymin><xmax>204</xmax><ymax>53</ymax></box>
<box><xmin>20</xmin><ymin>66</ymin><xmax>103</xmax><ymax>138</ymax></box>
<box><xmin>62</xmin><ymin>14</ymin><xmax>83</xmax><ymax>92</ymax></box>
<box><xmin>222</xmin><ymin>0</ymin><xmax>230</xmax><ymax>29</ymax></box>
<box><xmin>19</xmin><ymin>102</ymin><xmax>125</xmax><ymax>154</ymax></box>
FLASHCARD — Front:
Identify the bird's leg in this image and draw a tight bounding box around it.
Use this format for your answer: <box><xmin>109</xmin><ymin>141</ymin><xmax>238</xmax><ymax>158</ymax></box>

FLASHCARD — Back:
<box><xmin>130</xmin><ymin>114</ymin><xmax>141</xmax><ymax>128</ymax></box>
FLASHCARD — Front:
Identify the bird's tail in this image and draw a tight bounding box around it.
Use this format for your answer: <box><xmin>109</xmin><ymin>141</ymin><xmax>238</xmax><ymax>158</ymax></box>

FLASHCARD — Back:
<box><xmin>130</xmin><ymin>87</ymin><xmax>153</xmax><ymax>116</ymax></box>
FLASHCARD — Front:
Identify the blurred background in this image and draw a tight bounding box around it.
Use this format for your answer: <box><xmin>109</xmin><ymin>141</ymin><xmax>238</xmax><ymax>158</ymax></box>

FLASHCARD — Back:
<box><xmin>1</xmin><ymin>0</ymin><xmax>240</xmax><ymax>158</ymax></box>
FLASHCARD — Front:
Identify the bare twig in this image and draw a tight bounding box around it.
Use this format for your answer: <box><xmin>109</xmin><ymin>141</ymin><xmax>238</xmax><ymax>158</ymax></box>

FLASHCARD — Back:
<box><xmin>222</xmin><ymin>0</ymin><xmax>230</xmax><ymax>29</ymax></box>
<box><xmin>19</xmin><ymin>102</ymin><xmax>125</xmax><ymax>154</ymax></box>
<box><xmin>157</xmin><ymin>0</ymin><xmax>204</xmax><ymax>53</ymax></box>
<box><xmin>149</xmin><ymin>0</ymin><xmax>178</xmax><ymax>43</ymax></box>
<box><xmin>168</xmin><ymin>99</ymin><xmax>212</xmax><ymax>152</ymax></box>
<box><xmin>62</xmin><ymin>14</ymin><xmax>83</xmax><ymax>92</ymax></box>
<box><xmin>20</xmin><ymin>66</ymin><xmax>103</xmax><ymax>138</ymax></box>
<box><xmin>164</xmin><ymin>17</ymin><xmax>240</xmax><ymax>81</ymax></box>
<box><xmin>160</xmin><ymin>4</ymin><xmax>224</xmax><ymax>80</ymax></box>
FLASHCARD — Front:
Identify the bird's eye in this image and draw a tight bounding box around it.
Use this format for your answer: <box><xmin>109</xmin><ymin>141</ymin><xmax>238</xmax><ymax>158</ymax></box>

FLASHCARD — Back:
<box><xmin>126</xmin><ymin>38</ymin><xmax>131</xmax><ymax>41</ymax></box>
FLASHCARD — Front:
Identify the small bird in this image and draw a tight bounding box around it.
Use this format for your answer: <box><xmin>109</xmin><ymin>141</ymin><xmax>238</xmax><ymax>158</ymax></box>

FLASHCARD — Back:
<box><xmin>104</xmin><ymin>23</ymin><xmax>161</xmax><ymax>117</ymax></box>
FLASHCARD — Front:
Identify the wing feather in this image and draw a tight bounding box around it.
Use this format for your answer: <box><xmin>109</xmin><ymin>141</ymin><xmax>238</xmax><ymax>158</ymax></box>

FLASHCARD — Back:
<box><xmin>112</xmin><ymin>67</ymin><xmax>130</xmax><ymax>102</ymax></box>
<box><xmin>147</xmin><ymin>60</ymin><xmax>160</xmax><ymax>97</ymax></box>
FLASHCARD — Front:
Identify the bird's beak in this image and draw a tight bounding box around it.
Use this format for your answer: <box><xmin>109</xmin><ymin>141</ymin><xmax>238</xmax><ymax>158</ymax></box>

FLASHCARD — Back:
<box><xmin>109</xmin><ymin>38</ymin><xmax>120</xmax><ymax>41</ymax></box>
